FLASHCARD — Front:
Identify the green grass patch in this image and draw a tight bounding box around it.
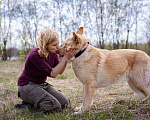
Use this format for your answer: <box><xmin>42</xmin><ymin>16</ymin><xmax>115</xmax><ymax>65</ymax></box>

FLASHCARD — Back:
<box><xmin>1</xmin><ymin>60</ymin><xmax>150</xmax><ymax>119</ymax></box>
<box><xmin>56</xmin><ymin>73</ymin><xmax>75</xmax><ymax>79</ymax></box>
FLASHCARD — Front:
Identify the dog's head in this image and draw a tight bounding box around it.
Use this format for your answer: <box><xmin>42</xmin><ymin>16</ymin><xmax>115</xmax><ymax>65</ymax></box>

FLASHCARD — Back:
<box><xmin>58</xmin><ymin>27</ymin><xmax>89</xmax><ymax>56</ymax></box>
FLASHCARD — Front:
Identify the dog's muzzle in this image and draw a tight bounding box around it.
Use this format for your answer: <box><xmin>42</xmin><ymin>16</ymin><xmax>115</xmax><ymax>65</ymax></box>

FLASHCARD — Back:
<box><xmin>56</xmin><ymin>50</ymin><xmax>64</xmax><ymax>57</ymax></box>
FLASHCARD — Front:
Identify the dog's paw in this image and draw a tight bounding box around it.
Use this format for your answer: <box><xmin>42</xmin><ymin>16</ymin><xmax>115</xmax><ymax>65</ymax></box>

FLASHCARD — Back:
<box><xmin>73</xmin><ymin>111</ymin><xmax>82</xmax><ymax>115</ymax></box>
<box><xmin>72</xmin><ymin>106</ymin><xmax>84</xmax><ymax>115</ymax></box>
<box><xmin>74</xmin><ymin>106</ymin><xmax>82</xmax><ymax>112</ymax></box>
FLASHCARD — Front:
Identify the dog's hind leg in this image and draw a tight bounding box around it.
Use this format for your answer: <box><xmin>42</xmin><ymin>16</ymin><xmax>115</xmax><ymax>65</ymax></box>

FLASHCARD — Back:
<box><xmin>142</xmin><ymin>85</ymin><xmax>150</xmax><ymax>102</ymax></box>
<box><xmin>74</xmin><ymin>84</ymin><xmax>96</xmax><ymax>114</ymax></box>
<box><xmin>127</xmin><ymin>80</ymin><xmax>147</xmax><ymax>100</ymax></box>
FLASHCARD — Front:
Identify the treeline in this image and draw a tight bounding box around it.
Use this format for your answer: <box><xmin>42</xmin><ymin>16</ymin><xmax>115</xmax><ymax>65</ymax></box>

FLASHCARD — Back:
<box><xmin>0</xmin><ymin>0</ymin><xmax>150</xmax><ymax>61</ymax></box>
<box><xmin>0</xmin><ymin>42</ymin><xmax>150</xmax><ymax>61</ymax></box>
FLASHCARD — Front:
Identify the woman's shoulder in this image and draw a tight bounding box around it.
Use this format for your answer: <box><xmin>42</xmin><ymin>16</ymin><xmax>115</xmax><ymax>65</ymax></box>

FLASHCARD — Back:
<box><xmin>30</xmin><ymin>47</ymin><xmax>39</xmax><ymax>53</ymax></box>
<box><xmin>28</xmin><ymin>47</ymin><xmax>41</xmax><ymax>58</ymax></box>
<box><xmin>31</xmin><ymin>47</ymin><xmax>39</xmax><ymax>52</ymax></box>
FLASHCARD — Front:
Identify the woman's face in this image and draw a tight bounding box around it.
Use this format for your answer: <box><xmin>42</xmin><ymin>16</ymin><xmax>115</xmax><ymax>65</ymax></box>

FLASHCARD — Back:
<box><xmin>47</xmin><ymin>39</ymin><xmax>60</xmax><ymax>53</ymax></box>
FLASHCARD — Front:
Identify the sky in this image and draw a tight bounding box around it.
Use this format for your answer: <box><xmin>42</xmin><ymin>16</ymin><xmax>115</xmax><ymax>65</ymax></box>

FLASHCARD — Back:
<box><xmin>1</xmin><ymin>0</ymin><xmax>150</xmax><ymax>49</ymax></box>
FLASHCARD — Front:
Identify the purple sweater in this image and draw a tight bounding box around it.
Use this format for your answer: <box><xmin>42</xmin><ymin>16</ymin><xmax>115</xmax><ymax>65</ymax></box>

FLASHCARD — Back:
<box><xmin>18</xmin><ymin>47</ymin><xmax>60</xmax><ymax>86</ymax></box>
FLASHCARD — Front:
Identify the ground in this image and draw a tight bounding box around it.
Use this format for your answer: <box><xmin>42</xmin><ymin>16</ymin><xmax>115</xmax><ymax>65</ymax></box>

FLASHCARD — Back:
<box><xmin>0</xmin><ymin>60</ymin><xmax>150</xmax><ymax>119</ymax></box>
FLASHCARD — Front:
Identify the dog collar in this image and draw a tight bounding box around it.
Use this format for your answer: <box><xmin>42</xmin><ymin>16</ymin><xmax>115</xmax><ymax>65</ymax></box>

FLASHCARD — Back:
<box><xmin>75</xmin><ymin>45</ymin><xmax>88</xmax><ymax>58</ymax></box>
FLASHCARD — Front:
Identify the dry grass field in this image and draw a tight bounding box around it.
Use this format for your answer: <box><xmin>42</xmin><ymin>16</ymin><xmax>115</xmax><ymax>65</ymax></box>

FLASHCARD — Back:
<box><xmin>0</xmin><ymin>60</ymin><xmax>150</xmax><ymax>119</ymax></box>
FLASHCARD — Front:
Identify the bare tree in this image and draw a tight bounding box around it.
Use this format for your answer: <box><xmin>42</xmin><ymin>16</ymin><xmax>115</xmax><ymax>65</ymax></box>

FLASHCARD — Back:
<box><xmin>94</xmin><ymin>0</ymin><xmax>106</xmax><ymax>49</ymax></box>
<box><xmin>0</xmin><ymin>1</ymin><xmax>2</xmax><ymax>57</ymax></box>
<box><xmin>146</xmin><ymin>21</ymin><xmax>150</xmax><ymax>50</ymax></box>
<box><xmin>145</xmin><ymin>5</ymin><xmax>150</xmax><ymax>49</ymax></box>
<box><xmin>1</xmin><ymin>5</ymin><xmax>7</xmax><ymax>61</ymax></box>
<box><xmin>109</xmin><ymin>0</ymin><xmax>126</xmax><ymax>49</ymax></box>
<box><xmin>125</xmin><ymin>0</ymin><xmax>141</xmax><ymax>49</ymax></box>
<box><xmin>1</xmin><ymin>0</ymin><xmax>148</xmax><ymax>59</ymax></box>
<box><xmin>0</xmin><ymin>0</ymin><xmax>16</xmax><ymax>60</ymax></box>
<box><xmin>14</xmin><ymin>0</ymin><xmax>49</xmax><ymax>57</ymax></box>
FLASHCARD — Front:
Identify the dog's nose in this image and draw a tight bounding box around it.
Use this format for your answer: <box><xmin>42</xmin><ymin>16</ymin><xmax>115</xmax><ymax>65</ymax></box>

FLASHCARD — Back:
<box><xmin>60</xmin><ymin>55</ymin><xmax>64</xmax><ymax>57</ymax></box>
<box><xmin>56</xmin><ymin>50</ymin><xmax>59</xmax><ymax>54</ymax></box>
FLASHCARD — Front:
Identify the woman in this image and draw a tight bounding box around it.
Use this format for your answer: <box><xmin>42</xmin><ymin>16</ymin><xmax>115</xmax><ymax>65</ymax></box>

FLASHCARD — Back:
<box><xmin>16</xmin><ymin>28</ymin><xmax>76</xmax><ymax>113</ymax></box>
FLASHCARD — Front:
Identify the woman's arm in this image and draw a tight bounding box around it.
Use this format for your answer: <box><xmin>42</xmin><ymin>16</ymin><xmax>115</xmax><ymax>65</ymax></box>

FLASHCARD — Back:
<box><xmin>59</xmin><ymin>61</ymin><xmax>67</xmax><ymax>74</ymax></box>
<box><xmin>50</xmin><ymin>50</ymin><xmax>76</xmax><ymax>78</ymax></box>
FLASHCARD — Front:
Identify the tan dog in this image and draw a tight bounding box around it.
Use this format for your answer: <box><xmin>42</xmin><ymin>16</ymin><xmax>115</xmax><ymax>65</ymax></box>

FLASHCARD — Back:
<box><xmin>59</xmin><ymin>27</ymin><xmax>150</xmax><ymax>114</ymax></box>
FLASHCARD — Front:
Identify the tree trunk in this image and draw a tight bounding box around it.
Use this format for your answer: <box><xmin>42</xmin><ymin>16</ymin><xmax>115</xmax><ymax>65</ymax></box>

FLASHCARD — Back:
<box><xmin>2</xmin><ymin>40</ymin><xmax>7</xmax><ymax>61</ymax></box>
<box><xmin>126</xmin><ymin>24</ymin><xmax>129</xmax><ymax>49</ymax></box>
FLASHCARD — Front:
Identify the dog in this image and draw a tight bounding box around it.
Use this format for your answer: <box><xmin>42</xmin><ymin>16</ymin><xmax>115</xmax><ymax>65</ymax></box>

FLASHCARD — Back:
<box><xmin>58</xmin><ymin>27</ymin><xmax>150</xmax><ymax>114</ymax></box>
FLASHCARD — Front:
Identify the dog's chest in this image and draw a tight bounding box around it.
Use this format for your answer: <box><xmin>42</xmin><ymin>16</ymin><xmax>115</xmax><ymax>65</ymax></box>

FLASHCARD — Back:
<box><xmin>71</xmin><ymin>52</ymin><xmax>98</xmax><ymax>83</ymax></box>
<box><xmin>72</xmin><ymin>59</ymin><xmax>87</xmax><ymax>80</ymax></box>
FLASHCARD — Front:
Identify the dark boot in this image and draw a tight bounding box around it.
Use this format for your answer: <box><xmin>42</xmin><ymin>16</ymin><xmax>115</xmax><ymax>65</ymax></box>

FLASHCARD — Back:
<box><xmin>15</xmin><ymin>101</ymin><xmax>34</xmax><ymax>109</ymax></box>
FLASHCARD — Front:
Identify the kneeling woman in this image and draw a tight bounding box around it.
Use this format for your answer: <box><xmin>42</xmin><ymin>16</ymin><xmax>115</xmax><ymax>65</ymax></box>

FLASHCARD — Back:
<box><xmin>17</xmin><ymin>28</ymin><xmax>76</xmax><ymax>113</ymax></box>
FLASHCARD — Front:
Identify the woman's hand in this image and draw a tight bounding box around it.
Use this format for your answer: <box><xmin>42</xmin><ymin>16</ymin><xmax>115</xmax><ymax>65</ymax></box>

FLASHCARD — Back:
<box><xmin>64</xmin><ymin>49</ymin><xmax>77</xmax><ymax>60</ymax></box>
<box><xmin>50</xmin><ymin>49</ymin><xmax>77</xmax><ymax>78</ymax></box>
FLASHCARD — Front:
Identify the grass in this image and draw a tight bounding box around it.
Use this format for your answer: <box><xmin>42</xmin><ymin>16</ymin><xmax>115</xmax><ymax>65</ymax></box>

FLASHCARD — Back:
<box><xmin>0</xmin><ymin>60</ymin><xmax>150</xmax><ymax>119</ymax></box>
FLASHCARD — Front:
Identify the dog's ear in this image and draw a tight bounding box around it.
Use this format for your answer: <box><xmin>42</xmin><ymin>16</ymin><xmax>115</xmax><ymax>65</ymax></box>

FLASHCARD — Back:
<box><xmin>73</xmin><ymin>32</ymin><xmax>79</xmax><ymax>44</ymax></box>
<box><xmin>76</xmin><ymin>27</ymin><xmax>83</xmax><ymax>35</ymax></box>
<box><xmin>40</xmin><ymin>32</ymin><xmax>43</xmax><ymax>39</ymax></box>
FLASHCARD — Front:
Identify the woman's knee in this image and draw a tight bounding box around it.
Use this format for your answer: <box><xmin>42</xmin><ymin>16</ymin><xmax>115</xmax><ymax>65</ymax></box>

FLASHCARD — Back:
<box><xmin>46</xmin><ymin>85</ymin><xmax>69</xmax><ymax>105</ymax></box>
<box><xmin>37</xmin><ymin>95</ymin><xmax>62</xmax><ymax>113</ymax></box>
<box><xmin>61</xmin><ymin>98</ymin><xmax>70</xmax><ymax>109</ymax></box>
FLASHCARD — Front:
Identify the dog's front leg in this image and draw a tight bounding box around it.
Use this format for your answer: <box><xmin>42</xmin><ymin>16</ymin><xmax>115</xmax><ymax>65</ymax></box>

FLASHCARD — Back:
<box><xmin>82</xmin><ymin>84</ymin><xmax>95</xmax><ymax>111</ymax></box>
<box><xmin>74</xmin><ymin>84</ymin><xmax>95</xmax><ymax>114</ymax></box>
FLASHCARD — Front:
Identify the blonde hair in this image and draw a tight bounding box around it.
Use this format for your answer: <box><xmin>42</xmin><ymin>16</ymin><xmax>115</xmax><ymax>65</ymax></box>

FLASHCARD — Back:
<box><xmin>37</xmin><ymin>28</ymin><xmax>59</xmax><ymax>57</ymax></box>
